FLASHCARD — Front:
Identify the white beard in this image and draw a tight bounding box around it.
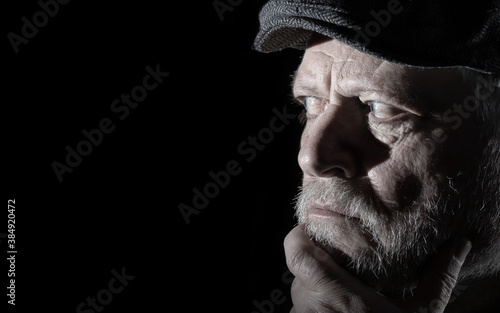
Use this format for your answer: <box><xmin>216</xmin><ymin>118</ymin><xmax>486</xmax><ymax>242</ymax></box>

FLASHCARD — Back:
<box><xmin>294</xmin><ymin>175</ymin><xmax>462</xmax><ymax>299</ymax></box>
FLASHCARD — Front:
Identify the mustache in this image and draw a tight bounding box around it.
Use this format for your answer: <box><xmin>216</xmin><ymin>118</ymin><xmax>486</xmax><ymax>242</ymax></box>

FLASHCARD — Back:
<box><xmin>294</xmin><ymin>177</ymin><xmax>389</xmax><ymax>223</ymax></box>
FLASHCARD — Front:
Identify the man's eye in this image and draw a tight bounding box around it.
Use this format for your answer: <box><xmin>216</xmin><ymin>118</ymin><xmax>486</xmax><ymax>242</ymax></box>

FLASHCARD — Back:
<box><xmin>303</xmin><ymin>96</ymin><xmax>327</xmax><ymax>115</ymax></box>
<box><xmin>367</xmin><ymin>101</ymin><xmax>404</xmax><ymax>119</ymax></box>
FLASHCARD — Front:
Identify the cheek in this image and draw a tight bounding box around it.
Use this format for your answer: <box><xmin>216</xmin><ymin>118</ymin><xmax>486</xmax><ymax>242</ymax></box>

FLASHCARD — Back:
<box><xmin>367</xmin><ymin>131</ymin><xmax>440</xmax><ymax>209</ymax></box>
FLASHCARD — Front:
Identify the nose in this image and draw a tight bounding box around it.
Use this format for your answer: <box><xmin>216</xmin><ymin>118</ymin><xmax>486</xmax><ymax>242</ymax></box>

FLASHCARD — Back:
<box><xmin>298</xmin><ymin>98</ymin><xmax>378</xmax><ymax>179</ymax></box>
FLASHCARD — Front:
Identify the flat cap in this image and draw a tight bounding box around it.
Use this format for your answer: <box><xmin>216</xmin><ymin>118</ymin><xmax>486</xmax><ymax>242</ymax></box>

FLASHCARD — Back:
<box><xmin>254</xmin><ymin>0</ymin><xmax>500</xmax><ymax>74</ymax></box>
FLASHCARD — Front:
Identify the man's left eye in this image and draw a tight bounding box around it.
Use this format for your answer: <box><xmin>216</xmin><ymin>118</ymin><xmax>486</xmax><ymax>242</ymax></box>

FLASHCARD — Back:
<box><xmin>367</xmin><ymin>101</ymin><xmax>405</xmax><ymax>119</ymax></box>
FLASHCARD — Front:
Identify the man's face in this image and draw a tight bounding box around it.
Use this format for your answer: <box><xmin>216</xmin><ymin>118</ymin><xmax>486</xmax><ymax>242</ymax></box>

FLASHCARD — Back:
<box><xmin>292</xmin><ymin>35</ymin><xmax>490</xmax><ymax>296</ymax></box>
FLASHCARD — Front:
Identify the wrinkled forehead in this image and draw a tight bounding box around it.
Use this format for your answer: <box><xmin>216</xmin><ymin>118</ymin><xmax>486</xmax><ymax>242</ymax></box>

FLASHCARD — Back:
<box><xmin>293</xmin><ymin>35</ymin><xmax>470</xmax><ymax>111</ymax></box>
<box><xmin>305</xmin><ymin>35</ymin><xmax>393</xmax><ymax>79</ymax></box>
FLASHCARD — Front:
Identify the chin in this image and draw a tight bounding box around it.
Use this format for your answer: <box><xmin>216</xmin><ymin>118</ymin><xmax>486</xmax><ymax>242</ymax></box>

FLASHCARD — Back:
<box><xmin>302</xmin><ymin>218</ymin><xmax>436</xmax><ymax>300</ymax></box>
<box><xmin>295</xmin><ymin>170</ymin><xmax>465</xmax><ymax>299</ymax></box>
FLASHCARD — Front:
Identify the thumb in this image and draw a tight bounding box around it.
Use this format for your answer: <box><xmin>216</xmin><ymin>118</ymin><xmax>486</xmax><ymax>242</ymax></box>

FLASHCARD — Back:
<box><xmin>410</xmin><ymin>237</ymin><xmax>472</xmax><ymax>313</ymax></box>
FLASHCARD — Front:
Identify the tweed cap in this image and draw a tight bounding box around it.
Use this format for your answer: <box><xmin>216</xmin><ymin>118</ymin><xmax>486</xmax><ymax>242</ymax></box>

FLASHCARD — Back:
<box><xmin>254</xmin><ymin>0</ymin><xmax>500</xmax><ymax>74</ymax></box>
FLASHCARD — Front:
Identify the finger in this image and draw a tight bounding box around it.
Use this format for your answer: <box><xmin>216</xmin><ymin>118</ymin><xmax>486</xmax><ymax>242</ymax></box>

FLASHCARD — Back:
<box><xmin>411</xmin><ymin>237</ymin><xmax>471</xmax><ymax>312</ymax></box>
<box><xmin>290</xmin><ymin>277</ymin><xmax>314</xmax><ymax>313</ymax></box>
<box><xmin>284</xmin><ymin>225</ymin><xmax>401</xmax><ymax>312</ymax></box>
<box><xmin>284</xmin><ymin>225</ymin><xmax>374</xmax><ymax>296</ymax></box>
<box><xmin>284</xmin><ymin>224</ymin><xmax>339</xmax><ymax>289</ymax></box>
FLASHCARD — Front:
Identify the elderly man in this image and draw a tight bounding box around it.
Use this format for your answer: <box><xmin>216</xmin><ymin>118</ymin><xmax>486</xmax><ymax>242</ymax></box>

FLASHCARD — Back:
<box><xmin>254</xmin><ymin>0</ymin><xmax>500</xmax><ymax>312</ymax></box>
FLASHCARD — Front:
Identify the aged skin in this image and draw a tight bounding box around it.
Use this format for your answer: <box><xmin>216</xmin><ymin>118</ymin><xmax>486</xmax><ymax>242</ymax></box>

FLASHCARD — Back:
<box><xmin>287</xmin><ymin>34</ymin><xmax>500</xmax><ymax>312</ymax></box>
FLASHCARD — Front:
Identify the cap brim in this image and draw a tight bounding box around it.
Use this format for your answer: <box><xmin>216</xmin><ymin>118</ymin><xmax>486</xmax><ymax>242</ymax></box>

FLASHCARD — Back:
<box><xmin>254</xmin><ymin>0</ymin><xmax>500</xmax><ymax>74</ymax></box>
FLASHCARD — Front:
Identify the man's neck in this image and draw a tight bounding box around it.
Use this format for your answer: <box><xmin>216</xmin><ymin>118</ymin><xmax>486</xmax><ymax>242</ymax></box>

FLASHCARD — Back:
<box><xmin>445</xmin><ymin>274</ymin><xmax>500</xmax><ymax>313</ymax></box>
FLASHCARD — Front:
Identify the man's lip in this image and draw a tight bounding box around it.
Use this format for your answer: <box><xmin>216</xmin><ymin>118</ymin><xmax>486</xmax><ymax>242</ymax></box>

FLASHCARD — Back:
<box><xmin>310</xmin><ymin>201</ymin><xmax>360</xmax><ymax>220</ymax></box>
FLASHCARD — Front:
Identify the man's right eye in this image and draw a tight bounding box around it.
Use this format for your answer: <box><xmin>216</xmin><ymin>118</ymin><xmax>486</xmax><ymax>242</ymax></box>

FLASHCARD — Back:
<box><xmin>302</xmin><ymin>96</ymin><xmax>328</xmax><ymax>116</ymax></box>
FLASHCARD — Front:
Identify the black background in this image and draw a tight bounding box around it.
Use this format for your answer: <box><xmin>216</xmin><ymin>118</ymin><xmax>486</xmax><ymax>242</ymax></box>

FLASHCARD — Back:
<box><xmin>4</xmin><ymin>1</ymin><xmax>305</xmax><ymax>312</ymax></box>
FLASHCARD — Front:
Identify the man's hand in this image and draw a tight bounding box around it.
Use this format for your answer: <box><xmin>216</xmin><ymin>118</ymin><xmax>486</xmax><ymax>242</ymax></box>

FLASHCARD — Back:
<box><xmin>285</xmin><ymin>225</ymin><xmax>472</xmax><ymax>313</ymax></box>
